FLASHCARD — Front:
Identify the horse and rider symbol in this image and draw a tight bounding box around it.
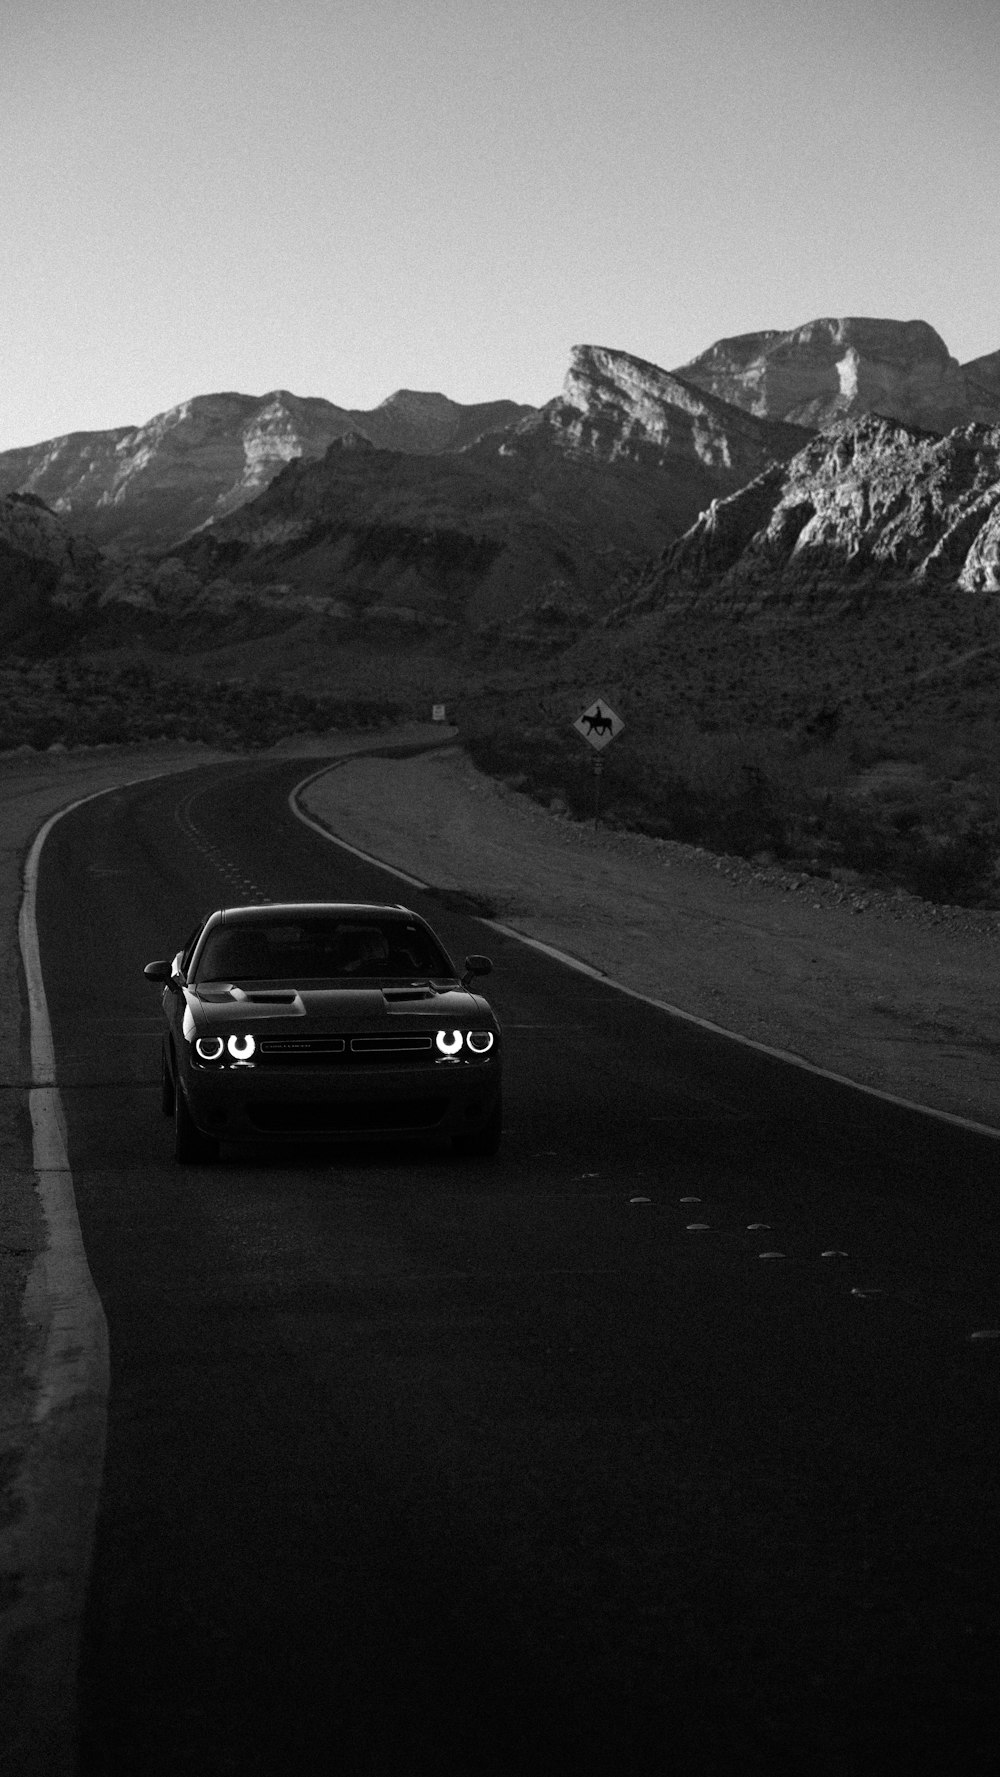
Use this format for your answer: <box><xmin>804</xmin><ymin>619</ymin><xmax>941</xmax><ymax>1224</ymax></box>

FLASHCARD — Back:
<box><xmin>573</xmin><ymin>698</ymin><xmax>624</xmax><ymax>751</ymax></box>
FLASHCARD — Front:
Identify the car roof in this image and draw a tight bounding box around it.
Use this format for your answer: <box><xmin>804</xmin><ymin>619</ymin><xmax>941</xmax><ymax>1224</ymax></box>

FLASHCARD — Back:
<box><xmin>207</xmin><ymin>902</ymin><xmax>418</xmax><ymax>926</ymax></box>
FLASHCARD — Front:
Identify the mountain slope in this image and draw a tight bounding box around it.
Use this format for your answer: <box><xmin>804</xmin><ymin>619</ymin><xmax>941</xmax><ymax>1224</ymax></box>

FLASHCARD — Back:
<box><xmin>631</xmin><ymin>414</ymin><xmax>1000</xmax><ymax>613</ymax></box>
<box><xmin>675</xmin><ymin>317</ymin><xmax>1000</xmax><ymax>433</ymax></box>
<box><xmin>502</xmin><ymin>344</ymin><xmax>810</xmax><ymax>490</ymax></box>
<box><xmin>0</xmin><ymin>492</ymin><xmax>105</xmax><ymax>644</ymax></box>
<box><xmin>169</xmin><ymin>347</ymin><xmax>813</xmax><ymax>644</ymax></box>
<box><xmin>0</xmin><ymin>388</ymin><xmax>536</xmax><ymax>551</ymax></box>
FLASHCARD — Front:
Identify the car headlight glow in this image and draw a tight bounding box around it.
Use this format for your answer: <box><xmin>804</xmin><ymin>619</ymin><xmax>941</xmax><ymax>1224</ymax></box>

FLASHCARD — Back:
<box><xmin>195</xmin><ymin>1036</ymin><xmax>224</xmax><ymax>1061</ymax></box>
<box><xmin>466</xmin><ymin>1030</ymin><xmax>494</xmax><ymax>1053</ymax></box>
<box><xmin>227</xmin><ymin>1033</ymin><xmax>256</xmax><ymax>1059</ymax></box>
<box><xmin>435</xmin><ymin>1028</ymin><xmax>463</xmax><ymax>1055</ymax></box>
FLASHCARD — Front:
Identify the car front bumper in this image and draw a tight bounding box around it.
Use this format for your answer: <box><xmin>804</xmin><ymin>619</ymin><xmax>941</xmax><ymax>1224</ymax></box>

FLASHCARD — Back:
<box><xmin>182</xmin><ymin>1056</ymin><xmax>501</xmax><ymax>1144</ymax></box>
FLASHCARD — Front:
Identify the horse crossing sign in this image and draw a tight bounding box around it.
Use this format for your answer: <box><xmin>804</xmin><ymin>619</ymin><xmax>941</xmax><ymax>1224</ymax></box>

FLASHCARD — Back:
<box><xmin>573</xmin><ymin>697</ymin><xmax>625</xmax><ymax>752</ymax></box>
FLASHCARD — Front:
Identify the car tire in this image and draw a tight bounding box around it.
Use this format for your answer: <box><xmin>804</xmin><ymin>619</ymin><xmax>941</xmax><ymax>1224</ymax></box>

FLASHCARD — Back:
<box><xmin>161</xmin><ymin>1048</ymin><xmax>175</xmax><ymax>1117</ymax></box>
<box><xmin>452</xmin><ymin>1095</ymin><xmax>502</xmax><ymax>1158</ymax></box>
<box><xmin>174</xmin><ymin>1085</ymin><xmax>219</xmax><ymax>1164</ymax></box>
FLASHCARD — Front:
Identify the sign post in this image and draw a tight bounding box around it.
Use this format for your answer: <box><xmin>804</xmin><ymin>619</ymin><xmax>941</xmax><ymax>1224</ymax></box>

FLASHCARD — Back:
<box><xmin>572</xmin><ymin>697</ymin><xmax>625</xmax><ymax>829</ymax></box>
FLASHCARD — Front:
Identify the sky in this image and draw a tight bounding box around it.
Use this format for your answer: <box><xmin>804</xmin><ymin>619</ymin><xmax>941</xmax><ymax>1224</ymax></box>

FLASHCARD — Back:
<box><xmin>3</xmin><ymin>0</ymin><xmax>999</xmax><ymax>450</ymax></box>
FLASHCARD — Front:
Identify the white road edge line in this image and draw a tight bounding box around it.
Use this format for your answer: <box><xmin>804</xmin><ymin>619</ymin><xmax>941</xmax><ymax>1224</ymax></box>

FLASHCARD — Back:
<box><xmin>288</xmin><ymin>768</ymin><xmax>1000</xmax><ymax>1144</ymax></box>
<box><xmin>11</xmin><ymin>773</ymin><xmax>183</xmax><ymax>1776</ymax></box>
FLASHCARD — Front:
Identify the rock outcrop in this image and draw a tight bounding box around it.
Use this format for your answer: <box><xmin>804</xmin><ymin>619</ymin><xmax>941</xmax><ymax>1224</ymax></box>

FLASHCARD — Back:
<box><xmin>631</xmin><ymin>414</ymin><xmax>1000</xmax><ymax>615</ymax></box>
<box><xmin>0</xmin><ymin>389</ymin><xmax>536</xmax><ymax>551</ymax></box>
<box><xmin>500</xmin><ymin>345</ymin><xmax>810</xmax><ymax>493</ymax></box>
<box><xmin>0</xmin><ymin>491</ymin><xmax>106</xmax><ymax>642</ymax></box>
<box><xmin>164</xmin><ymin>348</ymin><xmax>813</xmax><ymax>643</ymax></box>
<box><xmin>675</xmin><ymin>317</ymin><xmax>1000</xmax><ymax>434</ymax></box>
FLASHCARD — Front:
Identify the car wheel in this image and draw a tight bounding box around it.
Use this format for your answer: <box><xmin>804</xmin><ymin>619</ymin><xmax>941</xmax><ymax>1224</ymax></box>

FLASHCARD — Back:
<box><xmin>161</xmin><ymin>1048</ymin><xmax>175</xmax><ymax>1117</ymax></box>
<box><xmin>174</xmin><ymin>1085</ymin><xmax>219</xmax><ymax>1164</ymax></box>
<box><xmin>452</xmin><ymin>1095</ymin><xmax>502</xmax><ymax>1158</ymax></box>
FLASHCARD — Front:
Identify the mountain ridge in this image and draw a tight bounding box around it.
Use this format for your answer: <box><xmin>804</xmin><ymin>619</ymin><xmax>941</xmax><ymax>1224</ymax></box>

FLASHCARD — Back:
<box><xmin>0</xmin><ymin>387</ymin><xmax>536</xmax><ymax>550</ymax></box>
<box><xmin>675</xmin><ymin>316</ymin><xmax>1000</xmax><ymax>433</ymax></box>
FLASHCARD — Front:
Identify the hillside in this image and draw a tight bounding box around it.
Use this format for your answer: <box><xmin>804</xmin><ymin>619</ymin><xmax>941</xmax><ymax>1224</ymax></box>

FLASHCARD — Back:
<box><xmin>165</xmin><ymin>345</ymin><xmax>809</xmax><ymax>643</ymax></box>
<box><xmin>0</xmin><ymin>388</ymin><xmax>535</xmax><ymax>551</ymax></box>
<box><xmin>458</xmin><ymin>416</ymin><xmax>1000</xmax><ymax>906</ymax></box>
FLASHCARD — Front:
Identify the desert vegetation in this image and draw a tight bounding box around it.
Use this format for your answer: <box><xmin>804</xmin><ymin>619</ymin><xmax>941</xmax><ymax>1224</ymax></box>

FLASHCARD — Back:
<box><xmin>0</xmin><ymin>657</ymin><xmax>399</xmax><ymax>752</ymax></box>
<box><xmin>462</xmin><ymin>704</ymin><xmax>1000</xmax><ymax>907</ymax></box>
<box><xmin>460</xmin><ymin>590</ymin><xmax>1000</xmax><ymax>909</ymax></box>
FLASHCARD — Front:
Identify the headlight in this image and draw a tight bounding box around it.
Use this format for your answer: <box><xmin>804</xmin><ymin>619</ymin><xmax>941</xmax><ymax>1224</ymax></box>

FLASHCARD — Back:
<box><xmin>227</xmin><ymin>1033</ymin><xmax>256</xmax><ymax>1059</ymax></box>
<box><xmin>195</xmin><ymin>1036</ymin><xmax>224</xmax><ymax>1061</ymax></box>
<box><xmin>434</xmin><ymin>1029</ymin><xmax>495</xmax><ymax>1056</ymax></box>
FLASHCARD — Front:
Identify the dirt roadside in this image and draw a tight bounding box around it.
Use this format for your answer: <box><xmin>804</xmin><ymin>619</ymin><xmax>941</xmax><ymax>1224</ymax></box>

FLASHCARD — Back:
<box><xmin>301</xmin><ymin>743</ymin><xmax>1000</xmax><ymax>1134</ymax></box>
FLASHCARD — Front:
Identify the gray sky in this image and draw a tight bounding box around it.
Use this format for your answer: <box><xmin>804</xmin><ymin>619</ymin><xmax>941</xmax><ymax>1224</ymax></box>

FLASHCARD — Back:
<box><xmin>3</xmin><ymin>0</ymin><xmax>998</xmax><ymax>449</ymax></box>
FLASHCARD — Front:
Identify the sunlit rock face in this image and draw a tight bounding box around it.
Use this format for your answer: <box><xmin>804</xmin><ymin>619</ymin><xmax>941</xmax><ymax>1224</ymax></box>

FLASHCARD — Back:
<box><xmin>676</xmin><ymin>318</ymin><xmax>1000</xmax><ymax>434</ymax></box>
<box><xmin>502</xmin><ymin>345</ymin><xmax>810</xmax><ymax>491</ymax></box>
<box><xmin>0</xmin><ymin>390</ymin><xmax>536</xmax><ymax>551</ymax></box>
<box><xmin>632</xmin><ymin>414</ymin><xmax>1000</xmax><ymax>614</ymax></box>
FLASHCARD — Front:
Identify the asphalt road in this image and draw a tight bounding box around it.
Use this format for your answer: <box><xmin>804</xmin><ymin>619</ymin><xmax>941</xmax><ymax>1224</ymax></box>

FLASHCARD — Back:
<box><xmin>36</xmin><ymin>757</ymin><xmax>1000</xmax><ymax>1776</ymax></box>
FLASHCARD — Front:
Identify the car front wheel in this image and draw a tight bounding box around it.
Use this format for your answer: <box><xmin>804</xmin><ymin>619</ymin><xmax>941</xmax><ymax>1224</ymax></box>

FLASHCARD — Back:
<box><xmin>174</xmin><ymin>1084</ymin><xmax>219</xmax><ymax>1164</ymax></box>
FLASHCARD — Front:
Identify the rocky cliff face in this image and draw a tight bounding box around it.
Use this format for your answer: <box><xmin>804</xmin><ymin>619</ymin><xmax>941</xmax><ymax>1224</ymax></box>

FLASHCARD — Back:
<box><xmin>162</xmin><ymin>347</ymin><xmax>813</xmax><ymax>645</ymax></box>
<box><xmin>0</xmin><ymin>492</ymin><xmax>106</xmax><ymax>643</ymax></box>
<box><xmin>631</xmin><ymin>413</ymin><xmax>1000</xmax><ymax>615</ymax></box>
<box><xmin>0</xmin><ymin>389</ymin><xmax>536</xmax><ymax>552</ymax></box>
<box><xmin>501</xmin><ymin>345</ymin><xmax>810</xmax><ymax>493</ymax></box>
<box><xmin>675</xmin><ymin>317</ymin><xmax>1000</xmax><ymax>434</ymax></box>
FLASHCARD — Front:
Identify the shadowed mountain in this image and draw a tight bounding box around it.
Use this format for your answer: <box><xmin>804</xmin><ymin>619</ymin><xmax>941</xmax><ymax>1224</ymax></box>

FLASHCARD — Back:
<box><xmin>167</xmin><ymin>348</ymin><xmax>813</xmax><ymax>646</ymax></box>
<box><xmin>0</xmin><ymin>389</ymin><xmax>536</xmax><ymax>552</ymax></box>
<box><xmin>0</xmin><ymin>491</ymin><xmax>105</xmax><ymax>646</ymax></box>
<box><xmin>675</xmin><ymin>317</ymin><xmax>1000</xmax><ymax>434</ymax></box>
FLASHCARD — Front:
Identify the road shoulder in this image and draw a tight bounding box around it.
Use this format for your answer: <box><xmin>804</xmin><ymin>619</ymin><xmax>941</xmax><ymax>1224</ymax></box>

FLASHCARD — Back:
<box><xmin>300</xmin><ymin>744</ymin><xmax>1000</xmax><ymax>1133</ymax></box>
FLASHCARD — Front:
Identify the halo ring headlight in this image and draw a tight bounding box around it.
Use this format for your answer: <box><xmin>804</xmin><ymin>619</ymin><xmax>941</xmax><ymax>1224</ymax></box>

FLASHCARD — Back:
<box><xmin>195</xmin><ymin>1036</ymin><xmax>224</xmax><ymax>1061</ymax></box>
<box><xmin>227</xmin><ymin>1033</ymin><xmax>256</xmax><ymax>1060</ymax></box>
<box><xmin>466</xmin><ymin>1030</ymin><xmax>494</xmax><ymax>1053</ymax></box>
<box><xmin>435</xmin><ymin>1029</ymin><xmax>463</xmax><ymax>1055</ymax></box>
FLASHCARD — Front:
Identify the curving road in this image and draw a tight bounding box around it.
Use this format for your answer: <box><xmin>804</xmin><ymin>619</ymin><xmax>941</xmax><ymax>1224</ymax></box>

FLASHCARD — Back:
<box><xmin>37</xmin><ymin>756</ymin><xmax>1000</xmax><ymax>1775</ymax></box>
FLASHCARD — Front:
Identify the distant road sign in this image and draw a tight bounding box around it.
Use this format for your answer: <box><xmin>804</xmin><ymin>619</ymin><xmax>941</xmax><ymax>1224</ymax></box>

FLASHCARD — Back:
<box><xmin>573</xmin><ymin>698</ymin><xmax>625</xmax><ymax>751</ymax></box>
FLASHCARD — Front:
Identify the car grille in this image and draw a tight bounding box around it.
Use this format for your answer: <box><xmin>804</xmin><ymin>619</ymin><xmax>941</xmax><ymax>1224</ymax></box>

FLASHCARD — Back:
<box><xmin>248</xmin><ymin>1098</ymin><xmax>448</xmax><ymax>1132</ymax></box>
<box><xmin>256</xmin><ymin>1034</ymin><xmax>435</xmax><ymax>1067</ymax></box>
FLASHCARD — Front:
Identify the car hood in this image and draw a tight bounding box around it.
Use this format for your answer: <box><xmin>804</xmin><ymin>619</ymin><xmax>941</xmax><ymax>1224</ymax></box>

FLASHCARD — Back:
<box><xmin>180</xmin><ymin>983</ymin><xmax>495</xmax><ymax>1033</ymax></box>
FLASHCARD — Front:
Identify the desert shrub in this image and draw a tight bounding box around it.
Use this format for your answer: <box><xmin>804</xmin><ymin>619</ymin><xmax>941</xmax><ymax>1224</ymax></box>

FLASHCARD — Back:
<box><xmin>461</xmin><ymin>693</ymin><xmax>1000</xmax><ymax>907</ymax></box>
<box><xmin>0</xmin><ymin>658</ymin><xmax>400</xmax><ymax>751</ymax></box>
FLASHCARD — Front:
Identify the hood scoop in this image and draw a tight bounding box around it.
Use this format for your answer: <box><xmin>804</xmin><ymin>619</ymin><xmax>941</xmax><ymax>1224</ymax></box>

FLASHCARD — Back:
<box><xmin>381</xmin><ymin>985</ymin><xmax>438</xmax><ymax>1004</ymax></box>
<box><xmin>194</xmin><ymin>984</ymin><xmax>304</xmax><ymax>1017</ymax></box>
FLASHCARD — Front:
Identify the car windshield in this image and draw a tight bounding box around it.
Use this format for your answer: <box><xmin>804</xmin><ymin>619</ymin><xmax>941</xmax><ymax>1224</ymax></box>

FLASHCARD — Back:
<box><xmin>192</xmin><ymin>916</ymin><xmax>453</xmax><ymax>983</ymax></box>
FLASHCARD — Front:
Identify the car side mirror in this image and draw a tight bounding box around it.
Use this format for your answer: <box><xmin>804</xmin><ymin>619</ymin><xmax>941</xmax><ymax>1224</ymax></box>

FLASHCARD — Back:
<box><xmin>462</xmin><ymin>954</ymin><xmax>493</xmax><ymax>983</ymax></box>
<box><xmin>143</xmin><ymin>960</ymin><xmax>172</xmax><ymax>983</ymax></box>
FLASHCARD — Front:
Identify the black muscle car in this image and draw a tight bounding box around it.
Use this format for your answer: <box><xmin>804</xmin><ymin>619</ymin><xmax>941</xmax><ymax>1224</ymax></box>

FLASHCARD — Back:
<box><xmin>144</xmin><ymin>902</ymin><xmax>501</xmax><ymax>1162</ymax></box>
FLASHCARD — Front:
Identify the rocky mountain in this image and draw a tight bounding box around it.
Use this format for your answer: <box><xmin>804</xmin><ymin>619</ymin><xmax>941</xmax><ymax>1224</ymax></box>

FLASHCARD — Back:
<box><xmin>0</xmin><ymin>491</ymin><xmax>105</xmax><ymax>644</ymax></box>
<box><xmin>675</xmin><ymin>317</ymin><xmax>1000</xmax><ymax>434</ymax></box>
<box><xmin>501</xmin><ymin>344</ymin><xmax>810</xmax><ymax>493</ymax></box>
<box><xmin>630</xmin><ymin>413</ymin><xmax>1000</xmax><ymax>615</ymax></box>
<box><xmin>159</xmin><ymin>346</ymin><xmax>813</xmax><ymax>647</ymax></box>
<box><xmin>0</xmin><ymin>344</ymin><xmax>817</xmax><ymax>656</ymax></box>
<box><xmin>0</xmin><ymin>388</ymin><xmax>535</xmax><ymax>552</ymax></box>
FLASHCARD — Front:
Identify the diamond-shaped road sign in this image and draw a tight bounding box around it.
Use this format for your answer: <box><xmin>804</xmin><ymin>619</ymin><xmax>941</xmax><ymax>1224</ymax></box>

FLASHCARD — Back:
<box><xmin>572</xmin><ymin>698</ymin><xmax>625</xmax><ymax>751</ymax></box>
